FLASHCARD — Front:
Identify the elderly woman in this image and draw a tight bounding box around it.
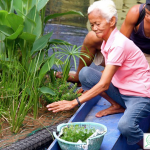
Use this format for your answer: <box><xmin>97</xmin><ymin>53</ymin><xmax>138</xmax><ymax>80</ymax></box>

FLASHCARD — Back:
<box><xmin>47</xmin><ymin>0</ymin><xmax>150</xmax><ymax>148</ymax></box>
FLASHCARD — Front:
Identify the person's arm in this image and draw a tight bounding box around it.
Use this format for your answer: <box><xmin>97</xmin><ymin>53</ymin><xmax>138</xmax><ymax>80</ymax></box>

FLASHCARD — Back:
<box><xmin>120</xmin><ymin>5</ymin><xmax>140</xmax><ymax>38</ymax></box>
<box><xmin>47</xmin><ymin>64</ymin><xmax>119</xmax><ymax>112</ymax></box>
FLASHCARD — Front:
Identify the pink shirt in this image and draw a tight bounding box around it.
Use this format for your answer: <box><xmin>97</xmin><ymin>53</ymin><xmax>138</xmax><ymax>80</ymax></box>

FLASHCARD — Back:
<box><xmin>101</xmin><ymin>27</ymin><xmax>150</xmax><ymax>97</ymax></box>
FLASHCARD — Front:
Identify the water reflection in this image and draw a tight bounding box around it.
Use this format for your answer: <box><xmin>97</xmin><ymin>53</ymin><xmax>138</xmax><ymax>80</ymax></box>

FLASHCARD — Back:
<box><xmin>46</xmin><ymin>0</ymin><xmax>146</xmax><ymax>29</ymax></box>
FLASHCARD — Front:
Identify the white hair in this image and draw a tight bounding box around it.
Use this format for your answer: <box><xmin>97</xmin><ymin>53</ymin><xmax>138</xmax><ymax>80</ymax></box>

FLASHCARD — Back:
<box><xmin>88</xmin><ymin>0</ymin><xmax>118</xmax><ymax>23</ymax></box>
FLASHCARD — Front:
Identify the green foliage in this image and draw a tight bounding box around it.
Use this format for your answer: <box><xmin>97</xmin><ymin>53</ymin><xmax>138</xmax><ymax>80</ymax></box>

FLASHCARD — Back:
<box><xmin>41</xmin><ymin>78</ymin><xmax>81</xmax><ymax>103</ymax></box>
<box><xmin>0</xmin><ymin>58</ymin><xmax>40</xmax><ymax>133</ymax></box>
<box><xmin>39</xmin><ymin>86</ymin><xmax>56</xmax><ymax>96</ymax></box>
<box><xmin>53</xmin><ymin>44</ymin><xmax>90</xmax><ymax>82</ymax></box>
<box><xmin>0</xmin><ymin>0</ymin><xmax>13</xmax><ymax>13</ymax></box>
<box><xmin>54</xmin><ymin>44</ymin><xmax>90</xmax><ymax>70</ymax></box>
<box><xmin>60</xmin><ymin>125</ymin><xmax>96</xmax><ymax>143</ymax></box>
<box><xmin>0</xmin><ymin>0</ymin><xmax>86</xmax><ymax>134</ymax></box>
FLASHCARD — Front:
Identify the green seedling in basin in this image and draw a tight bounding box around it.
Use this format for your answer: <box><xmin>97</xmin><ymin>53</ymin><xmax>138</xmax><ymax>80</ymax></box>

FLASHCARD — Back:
<box><xmin>60</xmin><ymin>125</ymin><xmax>96</xmax><ymax>143</ymax></box>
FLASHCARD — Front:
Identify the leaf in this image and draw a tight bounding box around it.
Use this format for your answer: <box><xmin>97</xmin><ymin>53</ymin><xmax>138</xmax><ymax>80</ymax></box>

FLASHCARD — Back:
<box><xmin>13</xmin><ymin>0</ymin><xmax>23</xmax><ymax>17</ymax></box>
<box><xmin>6</xmin><ymin>13</ymin><xmax>24</xmax><ymax>31</ymax></box>
<box><xmin>30</xmin><ymin>32</ymin><xmax>53</xmax><ymax>56</ymax></box>
<box><xmin>0</xmin><ymin>10</ymin><xmax>10</xmax><ymax>26</ymax></box>
<box><xmin>0</xmin><ymin>32</ymin><xmax>5</xmax><ymax>41</ymax></box>
<box><xmin>44</xmin><ymin>10</ymin><xmax>84</xmax><ymax>24</ymax></box>
<box><xmin>24</xmin><ymin>5</ymin><xmax>36</xmax><ymax>34</ymax></box>
<box><xmin>6</xmin><ymin>25</ymin><xmax>24</xmax><ymax>40</ymax></box>
<box><xmin>0</xmin><ymin>41</ymin><xmax>5</xmax><ymax>53</ymax></box>
<box><xmin>4</xmin><ymin>39</ymin><xmax>14</xmax><ymax>51</ymax></box>
<box><xmin>37</xmin><ymin>0</ymin><xmax>49</xmax><ymax>11</ymax></box>
<box><xmin>22</xmin><ymin>0</ymin><xmax>32</xmax><ymax>12</ymax></box>
<box><xmin>32</xmin><ymin>9</ymin><xmax>42</xmax><ymax>39</ymax></box>
<box><xmin>39</xmin><ymin>86</ymin><xmax>56</xmax><ymax>96</ymax></box>
<box><xmin>62</xmin><ymin>58</ymin><xmax>71</xmax><ymax>82</ymax></box>
<box><xmin>0</xmin><ymin>25</ymin><xmax>14</xmax><ymax>36</ymax></box>
<box><xmin>6</xmin><ymin>0</ymin><xmax>13</xmax><ymax>12</ymax></box>
<box><xmin>24</xmin><ymin>16</ymin><xmax>36</xmax><ymax>29</ymax></box>
<box><xmin>49</xmin><ymin>39</ymin><xmax>72</xmax><ymax>46</ymax></box>
<box><xmin>54</xmin><ymin>58</ymin><xmax>64</xmax><ymax>67</ymax></box>
<box><xmin>39</xmin><ymin>54</ymin><xmax>55</xmax><ymax>82</ymax></box>
<box><xmin>28</xmin><ymin>50</ymin><xmax>45</xmax><ymax>73</ymax></box>
<box><xmin>38</xmin><ymin>50</ymin><xmax>45</xmax><ymax>67</ymax></box>
<box><xmin>0</xmin><ymin>1</ymin><xmax>5</xmax><ymax>10</ymax></box>
<box><xmin>0</xmin><ymin>0</ymin><xmax>13</xmax><ymax>12</ymax></box>
<box><xmin>22</xmin><ymin>0</ymin><xmax>36</xmax><ymax>12</ymax></box>
<box><xmin>19</xmin><ymin>32</ymin><xmax>36</xmax><ymax>43</ymax></box>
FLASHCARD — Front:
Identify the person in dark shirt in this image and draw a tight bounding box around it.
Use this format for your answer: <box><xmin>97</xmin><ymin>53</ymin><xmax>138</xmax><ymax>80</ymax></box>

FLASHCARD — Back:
<box><xmin>121</xmin><ymin>0</ymin><xmax>150</xmax><ymax>64</ymax></box>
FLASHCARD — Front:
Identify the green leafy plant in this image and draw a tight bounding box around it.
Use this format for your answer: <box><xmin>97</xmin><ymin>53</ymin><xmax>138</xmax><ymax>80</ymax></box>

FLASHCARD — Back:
<box><xmin>39</xmin><ymin>44</ymin><xmax>91</xmax><ymax>103</ymax></box>
<box><xmin>52</xmin><ymin>44</ymin><xmax>91</xmax><ymax>82</ymax></box>
<box><xmin>40</xmin><ymin>78</ymin><xmax>81</xmax><ymax>103</ymax></box>
<box><xmin>60</xmin><ymin>125</ymin><xmax>96</xmax><ymax>142</ymax></box>
<box><xmin>0</xmin><ymin>58</ymin><xmax>37</xmax><ymax>133</ymax></box>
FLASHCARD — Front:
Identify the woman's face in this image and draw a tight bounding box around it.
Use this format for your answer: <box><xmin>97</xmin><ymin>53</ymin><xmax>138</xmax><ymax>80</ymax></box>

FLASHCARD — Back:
<box><xmin>88</xmin><ymin>10</ymin><xmax>114</xmax><ymax>41</ymax></box>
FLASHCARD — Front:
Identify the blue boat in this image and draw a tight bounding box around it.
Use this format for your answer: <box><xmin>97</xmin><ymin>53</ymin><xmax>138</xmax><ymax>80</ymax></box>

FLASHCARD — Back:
<box><xmin>48</xmin><ymin>96</ymin><xmax>150</xmax><ymax>150</ymax></box>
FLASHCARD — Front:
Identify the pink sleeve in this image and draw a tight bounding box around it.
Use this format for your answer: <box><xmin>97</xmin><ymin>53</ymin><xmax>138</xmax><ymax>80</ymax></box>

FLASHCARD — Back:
<box><xmin>106</xmin><ymin>46</ymin><xmax>125</xmax><ymax>66</ymax></box>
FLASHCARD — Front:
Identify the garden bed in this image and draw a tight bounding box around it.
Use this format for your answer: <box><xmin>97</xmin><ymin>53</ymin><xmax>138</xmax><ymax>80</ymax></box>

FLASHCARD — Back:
<box><xmin>0</xmin><ymin>106</ymin><xmax>78</xmax><ymax>149</ymax></box>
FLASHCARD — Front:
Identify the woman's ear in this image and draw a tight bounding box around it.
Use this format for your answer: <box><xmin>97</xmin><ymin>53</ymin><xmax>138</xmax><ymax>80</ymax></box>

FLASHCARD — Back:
<box><xmin>110</xmin><ymin>16</ymin><xmax>116</xmax><ymax>27</ymax></box>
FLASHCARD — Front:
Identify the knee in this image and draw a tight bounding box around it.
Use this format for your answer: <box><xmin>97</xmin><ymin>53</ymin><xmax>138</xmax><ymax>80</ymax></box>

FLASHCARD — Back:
<box><xmin>79</xmin><ymin>67</ymin><xmax>90</xmax><ymax>83</ymax></box>
<box><xmin>118</xmin><ymin>119</ymin><xmax>133</xmax><ymax>136</ymax></box>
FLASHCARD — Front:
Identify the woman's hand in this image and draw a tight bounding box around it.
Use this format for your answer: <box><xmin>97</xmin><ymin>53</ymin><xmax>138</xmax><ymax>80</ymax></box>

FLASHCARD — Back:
<box><xmin>55</xmin><ymin>71</ymin><xmax>63</xmax><ymax>78</ymax></box>
<box><xmin>46</xmin><ymin>100</ymin><xmax>77</xmax><ymax>113</ymax></box>
<box><xmin>56</xmin><ymin>71</ymin><xmax>81</xmax><ymax>86</ymax></box>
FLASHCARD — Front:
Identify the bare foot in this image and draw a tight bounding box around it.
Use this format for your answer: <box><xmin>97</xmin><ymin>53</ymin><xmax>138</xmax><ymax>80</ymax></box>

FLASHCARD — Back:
<box><xmin>95</xmin><ymin>105</ymin><xmax>125</xmax><ymax>118</ymax></box>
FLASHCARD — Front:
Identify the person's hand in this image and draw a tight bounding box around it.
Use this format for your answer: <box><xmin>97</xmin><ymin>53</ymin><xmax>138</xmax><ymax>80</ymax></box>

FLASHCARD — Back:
<box><xmin>46</xmin><ymin>100</ymin><xmax>76</xmax><ymax>113</ymax></box>
<box><xmin>55</xmin><ymin>71</ymin><xmax>81</xmax><ymax>86</ymax></box>
<box><xmin>56</xmin><ymin>71</ymin><xmax>77</xmax><ymax>80</ymax></box>
<box><xmin>55</xmin><ymin>71</ymin><xmax>62</xmax><ymax>78</ymax></box>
